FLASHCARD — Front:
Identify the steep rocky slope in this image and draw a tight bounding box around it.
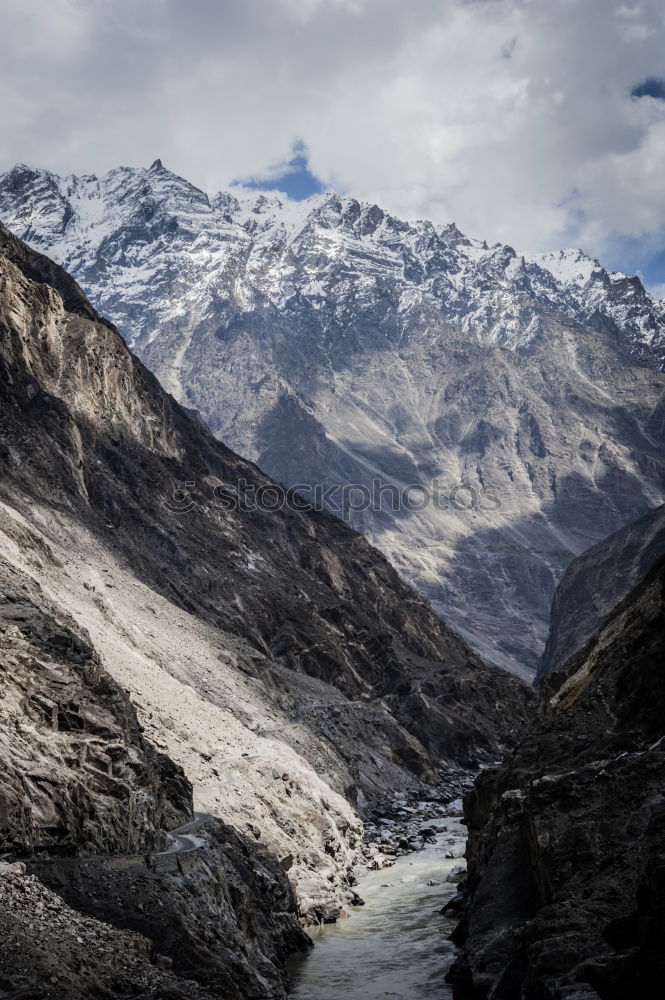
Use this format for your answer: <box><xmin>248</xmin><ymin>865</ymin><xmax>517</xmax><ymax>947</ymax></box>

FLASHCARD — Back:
<box><xmin>0</xmin><ymin>561</ymin><xmax>190</xmax><ymax>857</ymax></box>
<box><xmin>539</xmin><ymin>502</ymin><xmax>665</xmax><ymax>681</ymax></box>
<box><xmin>0</xmin><ymin>219</ymin><xmax>532</xmax><ymax>962</ymax></box>
<box><xmin>450</xmin><ymin>556</ymin><xmax>665</xmax><ymax>999</ymax></box>
<box><xmin>1</xmin><ymin>822</ymin><xmax>308</xmax><ymax>1000</ymax></box>
<box><xmin>0</xmin><ymin>554</ymin><xmax>308</xmax><ymax>998</ymax></box>
<box><xmin>1</xmin><ymin>162</ymin><xmax>663</xmax><ymax>677</ymax></box>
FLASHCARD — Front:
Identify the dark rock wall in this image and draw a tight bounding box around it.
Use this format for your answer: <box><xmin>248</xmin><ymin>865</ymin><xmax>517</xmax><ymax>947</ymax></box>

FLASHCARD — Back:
<box><xmin>28</xmin><ymin>819</ymin><xmax>309</xmax><ymax>999</ymax></box>
<box><xmin>451</xmin><ymin>557</ymin><xmax>665</xmax><ymax>999</ymax></box>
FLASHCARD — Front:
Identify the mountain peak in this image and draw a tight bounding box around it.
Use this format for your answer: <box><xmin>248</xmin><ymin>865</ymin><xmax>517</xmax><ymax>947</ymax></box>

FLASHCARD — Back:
<box><xmin>0</xmin><ymin>161</ymin><xmax>663</xmax><ymax>681</ymax></box>
<box><xmin>1</xmin><ymin>162</ymin><xmax>662</xmax><ymax>368</ymax></box>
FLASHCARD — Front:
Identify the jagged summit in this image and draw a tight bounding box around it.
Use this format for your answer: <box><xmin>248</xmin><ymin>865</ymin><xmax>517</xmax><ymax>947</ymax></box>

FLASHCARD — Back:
<box><xmin>2</xmin><ymin>160</ymin><xmax>663</xmax><ymax>357</ymax></box>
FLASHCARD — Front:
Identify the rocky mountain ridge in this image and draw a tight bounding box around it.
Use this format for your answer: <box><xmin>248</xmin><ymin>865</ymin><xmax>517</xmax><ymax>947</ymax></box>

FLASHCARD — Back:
<box><xmin>2</xmin><ymin>161</ymin><xmax>664</xmax><ymax>364</ymax></box>
<box><xmin>1</xmin><ymin>161</ymin><xmax>663</xmax><ymax>677</ymax></box>
<box><xmin>539</xmin><ymin>502</ymin><xmax>665</xmax><ymax>681</ymax></box>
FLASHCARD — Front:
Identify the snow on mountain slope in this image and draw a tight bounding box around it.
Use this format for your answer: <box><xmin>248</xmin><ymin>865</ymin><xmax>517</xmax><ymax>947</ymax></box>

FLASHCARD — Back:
<box><xmin>3</xmin><ymin>161</ymin><xmax>664</xmax><ymax>364</ymax></box>
<box><xmin>1</xmin><ymin>160</ymin><xmax>664</xmax><ymax>678</ymax></box>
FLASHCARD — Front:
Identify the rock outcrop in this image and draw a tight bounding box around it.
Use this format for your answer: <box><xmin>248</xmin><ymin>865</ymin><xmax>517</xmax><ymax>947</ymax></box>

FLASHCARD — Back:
<box><xmin>24</xmin><ymin>819</ymin><xmax>307</xmax><ymax>999</ymax></box>
<box><xmin>1</xmin><ymin>825</ymin><xmax>308</xmax><ymax>1000</ymax></box>
<box><xmin>450</xmin><ymin>556</ymin><xmax>665</xmax><ymax>999</ymax></box>
<box><xmin>0</xmin><ymin>562</ymin><xmax>190</xmax><ymax>856</ymax></box>
<box><xmin>539</xmin><ymin>502</ymin><xmax>665</xmax><ymax>681</ymax></box>
<box><xmin>2</xmin><ymin>163</ymin><xmax>664</xmax><ymax>677</ymax></box>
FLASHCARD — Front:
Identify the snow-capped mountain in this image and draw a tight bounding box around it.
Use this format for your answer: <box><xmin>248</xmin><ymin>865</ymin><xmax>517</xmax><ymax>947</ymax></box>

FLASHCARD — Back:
<box><xmin>2</xmin><ymin>160</ymin><xmax>664</xmax><ymax>677</ymax></box>
<box><xmin>3</xmin><ymin>161</ymin><xmax>664</xmax><ymax>364</ymax></box>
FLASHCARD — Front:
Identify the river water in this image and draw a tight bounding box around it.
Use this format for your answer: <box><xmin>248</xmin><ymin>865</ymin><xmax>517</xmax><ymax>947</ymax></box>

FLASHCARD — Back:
<box><xmin>288</xmin><ymin>818</ymin><xmax>465</xmax><ymax>999</ymax></box>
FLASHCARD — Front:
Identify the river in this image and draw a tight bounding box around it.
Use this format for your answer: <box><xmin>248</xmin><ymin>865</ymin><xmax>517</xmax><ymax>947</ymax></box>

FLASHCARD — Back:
<box><xmin>288</xmin><ymin>817</ymin><xmax>465</xmax><ymax>999</ymax></box>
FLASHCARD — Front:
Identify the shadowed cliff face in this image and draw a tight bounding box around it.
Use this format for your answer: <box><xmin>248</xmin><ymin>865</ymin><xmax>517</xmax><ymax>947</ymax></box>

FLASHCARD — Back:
<box><xmin>539</xmin><ymin>502</ymin><xmax>665</xmax><ymax>681</ymax></box>
<box><xmin>22</xmin><ymin>819</ymin><xmax>308</xmax><ymax>1000</ymax></box>
<box><xmin>451</xmin><ymin>556</ymin><xmax>665</xmax><ymax>1000</ymax></box>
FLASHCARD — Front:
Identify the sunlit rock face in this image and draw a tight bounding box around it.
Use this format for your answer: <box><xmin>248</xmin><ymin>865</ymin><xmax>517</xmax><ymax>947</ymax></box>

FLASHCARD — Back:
<box><xmin>2</xmin><ymin>162</ymin><xmax>664</xmax><ymax>676</ymax></box>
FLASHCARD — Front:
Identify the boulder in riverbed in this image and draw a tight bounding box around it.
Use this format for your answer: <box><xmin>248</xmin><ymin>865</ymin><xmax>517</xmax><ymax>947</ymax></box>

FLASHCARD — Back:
<box><xmin>446</xmin><ymin>864</ymin><xmax>466</xmax><ymax>883</ymax></box>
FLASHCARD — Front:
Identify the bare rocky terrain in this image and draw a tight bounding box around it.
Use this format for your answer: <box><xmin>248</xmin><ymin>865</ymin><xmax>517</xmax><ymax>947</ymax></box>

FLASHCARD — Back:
<box><xmin>0</xmin><ymin>562</ymin><xmax>190</xmax><ymax>858</ymax></box>
<box><xmin>0</xmin><ymin>225</ymin><xmax>532</xmax><ymax>995</ymax></box>
<box><xmin>1</xmin><ymin>825</ymin><xmax>307</xmax><ymax>1000</ymax></box>
<box><xmin>449</xmin><ymin>553</ymin><xmax>665</xmax><ymax>999</ymax></box>
<box><xmin>0</xmin><ymin>538</ymin><xmax>308</xmax><ymax>998</ymax></box>
<box><xmin>2</xmin><ymin>162</ymin><xmax>664</xmax><ymax>677</ymax></box>
<box><xmin>539</xmin><ymin>501</ymin><xmax>665</xmax><ymax>681</ymax></box>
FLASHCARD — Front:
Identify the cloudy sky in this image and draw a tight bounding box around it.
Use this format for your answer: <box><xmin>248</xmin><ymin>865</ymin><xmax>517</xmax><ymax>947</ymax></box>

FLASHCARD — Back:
<box><xmin>2</xmin><ymin>0</ymin><xmax>665</xmax><ymax>290</ymax></box>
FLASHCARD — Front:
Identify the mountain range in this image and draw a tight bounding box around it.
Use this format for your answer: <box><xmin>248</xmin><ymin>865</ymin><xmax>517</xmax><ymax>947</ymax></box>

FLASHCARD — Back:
<box><xmin>2</xmin><ymin>161</ymin><xmax>664</xmax><ymax>677</ymax></box>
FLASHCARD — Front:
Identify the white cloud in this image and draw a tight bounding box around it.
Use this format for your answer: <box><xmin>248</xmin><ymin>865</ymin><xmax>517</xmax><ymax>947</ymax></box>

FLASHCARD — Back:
<box><xmin>1</xmin><ymin>0</ymin><xmax>665</xmax><ymax>260</ymax></box>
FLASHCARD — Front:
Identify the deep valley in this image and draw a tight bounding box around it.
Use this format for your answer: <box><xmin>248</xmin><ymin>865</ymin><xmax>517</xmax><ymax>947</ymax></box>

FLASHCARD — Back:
<box><xmin>0</xmin><ymin>175</ymin><xmax>663</xmax><ymax>1000</ymax></box>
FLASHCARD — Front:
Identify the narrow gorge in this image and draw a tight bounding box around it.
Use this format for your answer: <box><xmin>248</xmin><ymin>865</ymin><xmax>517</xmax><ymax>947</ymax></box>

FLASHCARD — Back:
<box><xmin>0</xmin><ymin>167</ymin><xmax>663</xmax><ymax>998</ymax></box>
